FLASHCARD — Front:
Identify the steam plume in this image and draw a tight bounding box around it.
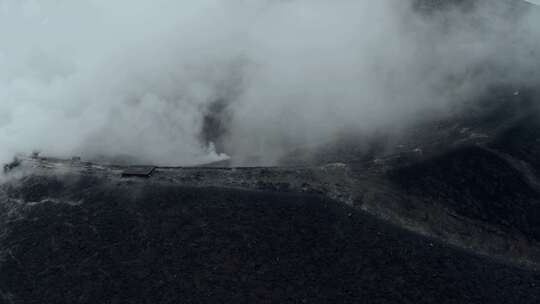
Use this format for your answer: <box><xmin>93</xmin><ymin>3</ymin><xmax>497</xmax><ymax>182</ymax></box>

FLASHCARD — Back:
<box><xmin>0</xmin><ymin>0</ymin><xmax>539</xmax><ymax>166</ymax></box>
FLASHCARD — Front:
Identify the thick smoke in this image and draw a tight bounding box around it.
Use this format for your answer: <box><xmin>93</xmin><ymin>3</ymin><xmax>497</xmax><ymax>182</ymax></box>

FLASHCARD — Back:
<box><xmin>0</xmin><ymin>0</ymin><xmax>539</xmax><ymax>166</ymax></box>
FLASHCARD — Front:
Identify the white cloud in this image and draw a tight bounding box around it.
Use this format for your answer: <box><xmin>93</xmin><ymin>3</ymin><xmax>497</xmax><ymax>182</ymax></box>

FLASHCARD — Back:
<box><xmin>0</xmin><ymin>0</ymin><xmax>539</xmax><ymax>166</ymax></box>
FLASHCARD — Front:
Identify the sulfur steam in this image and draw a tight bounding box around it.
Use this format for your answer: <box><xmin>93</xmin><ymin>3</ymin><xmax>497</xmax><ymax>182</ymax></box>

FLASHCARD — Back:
<box><xmin>0</xmin><ymin>0</ymin><xmax>539</xmax><ymax>166</ymax></box>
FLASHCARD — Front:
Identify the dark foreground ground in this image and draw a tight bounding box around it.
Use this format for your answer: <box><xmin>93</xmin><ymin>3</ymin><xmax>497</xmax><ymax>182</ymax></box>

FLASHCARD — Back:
<box><xmin>1</xmin><ymin>176</ymin><xmax>539</xmax><ymax>304</ymax></box>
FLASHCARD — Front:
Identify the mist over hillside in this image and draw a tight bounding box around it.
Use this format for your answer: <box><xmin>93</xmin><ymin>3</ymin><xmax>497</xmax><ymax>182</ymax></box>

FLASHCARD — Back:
<box><xmin>0</xmin><ymin>0</ymin><xmax>539</xmax><ymax>166</ymax></box>
<box><xmin>4</xmin><ymin>1</ymin><xmax>540</xmax><ymax>303</ymax></box>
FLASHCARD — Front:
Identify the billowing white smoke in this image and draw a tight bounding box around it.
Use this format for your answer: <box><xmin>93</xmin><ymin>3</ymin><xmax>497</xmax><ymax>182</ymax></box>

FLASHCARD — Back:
<box><xmin>0</xmin><ymin>0</ymin><xmax>538</xmax><ymax>166</ymax></box>
<box><xmin>0</xmin><ymin>0</ymin><xmax>248</xmax><ymax>165</ymax></box>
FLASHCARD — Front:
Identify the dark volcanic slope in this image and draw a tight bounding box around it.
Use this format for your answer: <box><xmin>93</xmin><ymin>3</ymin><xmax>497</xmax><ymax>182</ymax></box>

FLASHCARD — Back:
<box><xmin>1</xmin><ymin>175</ymin><xmax>540</xmax><ymax>304</ymax></box>
<box><xmin>2</xmin><ymin>1</ymin><xmax>540</xmax><ymax>303</ymax></box>
<box><xmin>390</xmin><ymin>145</ymin><xmax>540</xmax><ymax>241</ymax></box>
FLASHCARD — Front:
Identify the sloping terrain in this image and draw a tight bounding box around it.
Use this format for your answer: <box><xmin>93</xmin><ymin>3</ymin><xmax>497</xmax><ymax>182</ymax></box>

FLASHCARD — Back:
<box><xmin>1</xmin><ymin>172</ymin><xmax>540</xmax><ymax>304</ymax></box>
<box><xmin>2</xmin><ymin>0</ymin><xmax>540</xmax><ymax>303</ymax></box>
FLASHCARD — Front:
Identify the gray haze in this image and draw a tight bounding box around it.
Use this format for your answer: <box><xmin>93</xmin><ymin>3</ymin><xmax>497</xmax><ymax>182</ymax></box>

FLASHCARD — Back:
<box><xmin>0</xmin><ymin>0</ymin><xmax>539</xmax><ymax>166</ymax></box>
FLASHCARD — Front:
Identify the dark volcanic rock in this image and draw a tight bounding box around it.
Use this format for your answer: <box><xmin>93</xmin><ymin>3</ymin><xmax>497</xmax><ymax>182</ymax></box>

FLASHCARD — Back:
<box><xmin>2</xmin><ymin>1</ymin><xmax>540</xmax><ymax>303</ymax></box>
<box><xmin>1</xmin><ymin>177</ymin><xmax>540</xmax><ymax>304</ymax></box>
<box><xmin>390</xmin><ymin>145</ymin><xmax>540</xmax><ymax>241</ymax></box>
